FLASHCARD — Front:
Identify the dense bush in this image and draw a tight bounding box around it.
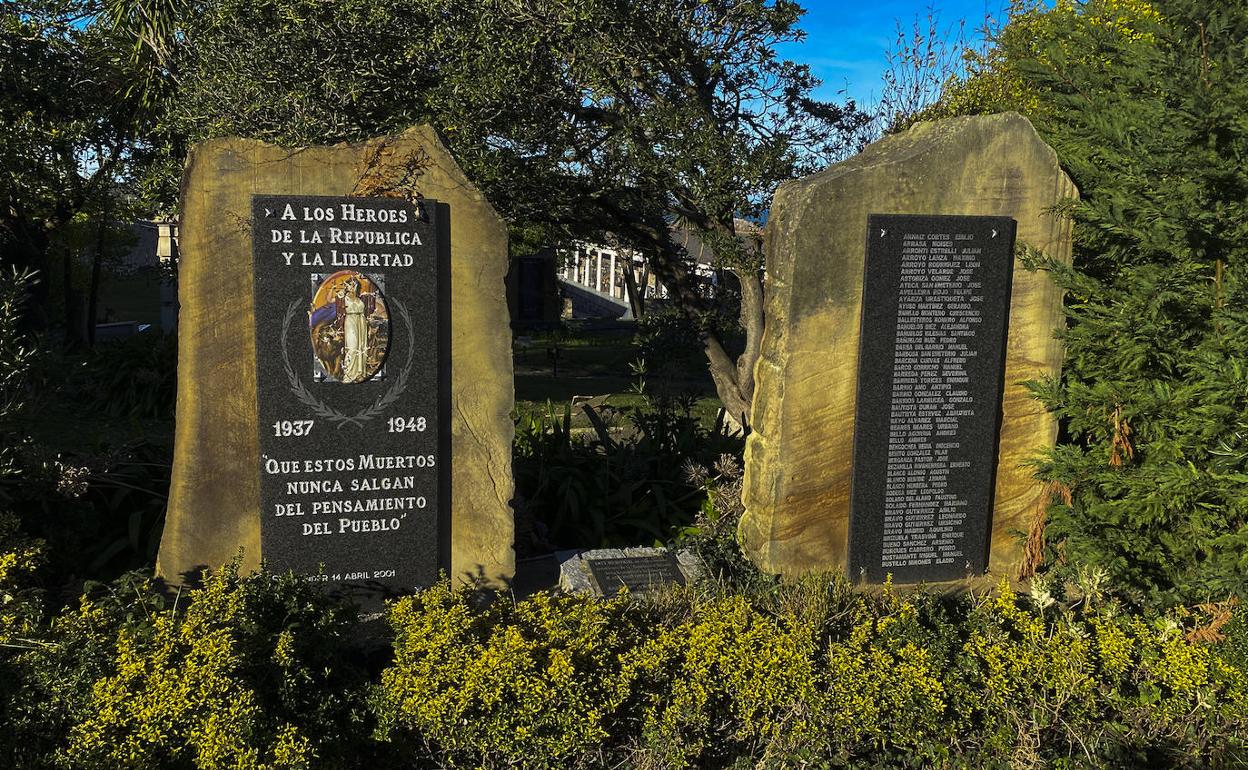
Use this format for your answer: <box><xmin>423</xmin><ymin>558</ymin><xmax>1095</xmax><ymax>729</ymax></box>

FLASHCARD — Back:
<box><xmin>633</xmin><ymin>307</ymin><xmax>710</xmax><ymax>374</ymax></box>
<box><xmin>633</xmin><ymin>305</ymin><xmax>743</xmax><ymax>383</ymax></box>
<box><xmin>0</xmin><ymin>265</ymin><xmax>174</xmax><ymax>595</ymax></box>
<box><xmin>72</xmin><ymin>330</ymin><xmax>178</xmax><ymax>420</ymax></box>
<box><xmin>513</xmin><ymin>398</ymin><xmax>743</xmax><ymax>548</ymax></box>
<box><xmin>1</xmin><ymin>563</ymin><xmax>376</xmax><ymax>769</ymax></box>
<box><xmin>916</xmin><ymin>0</ymin><xmax>1248</xmax><ymax>607</ymax></box>
<box><xmin>1029</xmin><ymin>261</ymin><xmax>1248</xmax><ymax>606</ymax></box>
<box><xmin>2</xmin><ymin>534</ymin><xmax>1246</xmax><ymax>768</ymax></box>
<box><xmin>0</xmin><ymin>440</ymin><xmax>171</xmax><ymax>592</ymax></box>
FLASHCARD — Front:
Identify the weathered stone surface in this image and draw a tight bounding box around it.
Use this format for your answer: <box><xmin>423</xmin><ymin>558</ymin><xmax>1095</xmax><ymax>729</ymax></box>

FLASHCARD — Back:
<box><xmin>157</xmin><ymin>126</ymin><xmax>515</xmax><ymax>587</ymax></box>
<box><xmin>740</xmin><ymin>112</ymin><xmax>1076</xmax><ymax>582</ymax></box>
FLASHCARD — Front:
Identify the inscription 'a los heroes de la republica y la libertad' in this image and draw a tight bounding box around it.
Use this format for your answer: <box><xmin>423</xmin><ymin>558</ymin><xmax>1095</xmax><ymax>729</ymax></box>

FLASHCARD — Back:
<box><xmin>251</xmin><ymin>195</ymin><xmax>449</xmax><ymax>598</ymax></box>
<box><xmin>849</xmin><ymin>214</ymin><xmax>1015</xmax><ymax>584</ymax></box>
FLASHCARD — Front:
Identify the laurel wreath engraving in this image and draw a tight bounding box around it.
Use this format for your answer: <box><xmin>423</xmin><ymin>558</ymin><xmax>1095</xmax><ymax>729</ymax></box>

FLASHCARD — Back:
<box><xmin>280</xmin><ymin>296</ymin><xmax>415</xmax><ymax>428</ymax></box>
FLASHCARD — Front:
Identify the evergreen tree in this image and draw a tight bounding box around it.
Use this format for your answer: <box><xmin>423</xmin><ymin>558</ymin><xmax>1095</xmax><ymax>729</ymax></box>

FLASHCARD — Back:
<box><xmin>935</xmin><ymin>0</ymin><xmax>1248</xmax><ymax>606</ymax></box>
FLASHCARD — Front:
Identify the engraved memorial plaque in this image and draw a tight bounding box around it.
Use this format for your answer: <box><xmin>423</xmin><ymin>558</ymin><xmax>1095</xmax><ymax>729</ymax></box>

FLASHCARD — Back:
<box><xmin>848</xmin><ymin>214</ymin><xmax>1015</xmax><ymax>583</ymax></box>
<box><xmin>251</xmin><ymin>195</ymin><xmax>449</xmax><ymax>599</ymax></box>
<box><xmin>586</xmin><ymin>554</ymin><xmax>686</xmax><ymax>595</ymax></box>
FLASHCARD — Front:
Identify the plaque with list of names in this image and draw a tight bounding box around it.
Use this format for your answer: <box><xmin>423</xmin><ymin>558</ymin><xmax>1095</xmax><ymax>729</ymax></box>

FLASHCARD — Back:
<box><xmin>848</xmin><ymin>214</ymin><xmax>1015</xmax><ymax>584</ymax></box>
<box><xmin>251</xmin><ymin>195</ymin><xmax>450</xmax><ymax>600</ymax></box>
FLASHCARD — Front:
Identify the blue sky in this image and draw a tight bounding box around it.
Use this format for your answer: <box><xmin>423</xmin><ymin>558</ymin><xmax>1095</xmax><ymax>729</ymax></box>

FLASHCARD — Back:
<box><xmin>778</xmin><ymin>1</ymin><xmax>1015</xmax><ymax>109</ymax></box>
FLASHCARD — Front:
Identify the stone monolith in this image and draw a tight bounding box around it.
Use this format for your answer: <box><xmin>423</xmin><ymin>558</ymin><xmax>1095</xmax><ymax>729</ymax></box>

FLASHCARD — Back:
<box><xmin>157</xmin><ymin>126</ymin><xmax>515</xmax><ymax>587</ymax></box>
<box><xmin>740</xmin><ymin>112</ymin><xmax>1076</xmax><ymax>584</ymax></box>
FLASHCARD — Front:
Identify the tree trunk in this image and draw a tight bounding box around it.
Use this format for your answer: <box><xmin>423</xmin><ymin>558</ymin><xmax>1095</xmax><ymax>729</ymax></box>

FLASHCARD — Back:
<box><xmin>621</xmin><ymin>254</ymin><xmax>645</xmax><ymax>319</ymax></box>
<box><xmin>87</xmin><ymin>207</ymin><xmax>109</xmax><ymax>347</ymax></box>
<box><xmin>62</xmin><ymin>243</ymin><xmax>83</xmax><ymax>348</ymax></box>
<box><xmin>701</xmin><ymin>332</ymin><xmax>753</xmax><ymax>429</ymax></box>
<box><xmin>644</xmin><ymin>239</ymin><xmax>757</xmax><ymax>431</ymax></box>
<box><xmin>733</xmin><ymin>267</ymin><xmax>765</xmax><ymax>401</ymax></box>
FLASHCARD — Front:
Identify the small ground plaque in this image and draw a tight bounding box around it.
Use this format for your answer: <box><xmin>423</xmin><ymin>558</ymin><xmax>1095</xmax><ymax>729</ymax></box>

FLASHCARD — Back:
<box><xmin>251</xmin><ymin>194</ymin><xmax>449</xmax><ymax>600</ymax></box>
<box><xmin>848</xmin><ymin>214</ymin><xmax>1015</xmax><ymax>584</ymax></box>
<box><xmin>558</xmin><ymin>548</ymin><xmax>696</xmax><ymax>596</ymax></box>
<box><xmin>587</xmin><ymin>553</ymin><xmax>685</xmax><ymax>595</ymax></box>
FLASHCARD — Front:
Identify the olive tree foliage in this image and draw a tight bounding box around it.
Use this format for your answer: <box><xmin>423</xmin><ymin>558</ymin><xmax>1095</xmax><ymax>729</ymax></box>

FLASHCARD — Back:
<box><xmin>1</xmin><ymin>1</ymin><xmax>146</xmax><ymax>333</ymax></box>
<box><xmin>113</xmin><ymin>0</ymin><xmax>870</xmax><ymax>426</ymax></box>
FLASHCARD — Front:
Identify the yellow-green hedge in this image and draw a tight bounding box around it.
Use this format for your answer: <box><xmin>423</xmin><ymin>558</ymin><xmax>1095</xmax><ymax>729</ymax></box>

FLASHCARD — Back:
<box><xmin>2</xmin><ymin>555</ymin><xmax>1246</xmax><ymax>770</ymax></box>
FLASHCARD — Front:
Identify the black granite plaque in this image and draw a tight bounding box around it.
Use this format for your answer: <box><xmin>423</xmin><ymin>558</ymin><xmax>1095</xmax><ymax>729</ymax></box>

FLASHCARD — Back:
<box><xmin>251</xmin><ymin>195</ymin><xmax>449</xmax><ymax>600</ymax></box>
<box><xmin>586</xmin><ymin>554</ymin><xmax>686</xmax><ymax>595</ymax></box>
<box><xmin>848</xmin><ymin>214</ymin><xmax>1015</xmax><ymax>584</ymax></box>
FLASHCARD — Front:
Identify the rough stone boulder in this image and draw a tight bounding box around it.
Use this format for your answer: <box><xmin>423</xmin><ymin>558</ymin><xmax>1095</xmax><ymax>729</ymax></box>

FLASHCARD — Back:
<box><xmin>158</xmin><ymin>126</ymin><xmax>515</xmax><ymax>586</ymax></box>
<box><xmin>740</xmin><ymin>112</ymin><xmax>1076</xmax><ymax>582</ymax></box>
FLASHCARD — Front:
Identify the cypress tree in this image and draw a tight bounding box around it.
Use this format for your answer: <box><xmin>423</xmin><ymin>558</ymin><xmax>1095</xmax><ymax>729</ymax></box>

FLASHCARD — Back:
<box><xmin>936</xmin><ymin>0</ymin><xmax>1248</xmax><ymax>606</ymax></box>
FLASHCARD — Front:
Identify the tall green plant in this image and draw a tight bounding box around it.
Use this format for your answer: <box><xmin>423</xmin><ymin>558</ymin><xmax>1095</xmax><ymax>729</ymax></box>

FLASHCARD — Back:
<box><xmin>0</xmin><ymin>268</ymin><xmax>39</xmax><ymax>477</ymax></box>
<box><xmin>76</xmin><ymin>331</ymin><xmax>177</xmax><ymax>420</ymax></box>
<box><xmin>513</xmin><ymin>398</ymin><xmax>743</xmax><ymax>549</ymax></box>
<box><xmin>927</xmin><ymin>0</ymin><xmax>1248</xmax><ymax>606</ymax></box>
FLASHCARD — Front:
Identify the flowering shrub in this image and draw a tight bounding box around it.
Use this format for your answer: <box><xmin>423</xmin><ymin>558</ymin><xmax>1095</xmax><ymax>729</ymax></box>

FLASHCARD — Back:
<box><xmin>621</xmin><ymin>593</ymin><xmax>827</xmax><ymax>766</ymax></box>
<box><xmin>0</xmin><ymin>513</ymin><xmax>43</xmax><ymax>648</ymax></box>
<box><xmin>1</xmin><ymin>562</ymin><xmax>372</xmax><ymax>769</ymax></box>
<box><xmin>377</xmin><ymin>584</ymin><xmax>640</xmax><ymax>768</ymax></box>
<box><xmin>373</xmin><ymin>578</ymin><xmax>1248</xmax><ymax>769</ymax></box>
<box><xmin>62</xmin><ymin>567</ymin><xmax>315</xmax><ymax>769</ymax></box>
<box><xmin>0</xmin><ymin>555</ymin><xmax>1245</xmax><ymax>769</ymax></box>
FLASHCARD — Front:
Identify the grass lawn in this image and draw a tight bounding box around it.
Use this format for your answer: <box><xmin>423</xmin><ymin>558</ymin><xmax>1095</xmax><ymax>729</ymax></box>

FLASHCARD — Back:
<box><xmin>513</xmin><ymin>321</ymin><xmax>724</xmax><ymax>429</ymax></box>
<box><xmin>19</xmin><ymin>321</ymin><xmax>725</xmax><ymax>452</ymax></box>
